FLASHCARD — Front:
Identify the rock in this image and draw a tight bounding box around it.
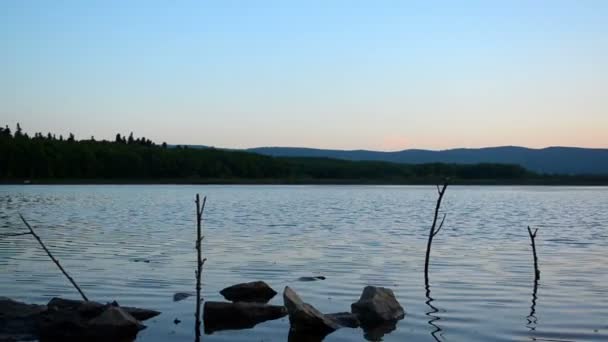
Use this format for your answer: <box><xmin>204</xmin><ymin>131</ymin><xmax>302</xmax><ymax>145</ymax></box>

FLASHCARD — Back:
<box><xmin>283</xmin><ymin>286</ymin><xmax>339</xmax><ymax>335</ymax></box>
<box><xmin>173</xmin><ymin>292</ymin><xmax>193</xmax><ymax>302</ymax></box>
<box><xmin>203</xmin><ymin>301</ymin><xmax>287</xmax><ymax>333</ymax></box>
<box><xmin>0</xmin><ymin>297</ymin><xmax>46</xmax><ymax>341</ymax></box>
<box><xmin>1</xmin><ymin>297</ymin><xmax>159</xmax><ymax>341</ymax></box>
<box><xmin>40</xmin><ymin>298</ymin><xmax>158</xmax><ymax>340</ymax></box>
<box><xmin>220</xmin><ymin>281</ymin><xmax>277</xmax><ymax>303</ymax></box>
<box><xmin>351</xmin><ymin>286</ymin><xmax>405</xmax><ymax>325</ymax></box>
<box><xmin>326</xmin><ymin>312</ymin><xmax>360</xmax><ymax>328</ymax></box>
<box><xmin>121</xmin><ymin>305</ymin><xmax>161</xmax><ymax>321</ymax></box>
<box><xmin>88</xmin><ymin>306</ymin><xmax>144</xmax><ymax>338</ymax></box>
<box><xmin>46</xmin><ymin>297</ymin><xmax>159</xmax><ymax>321</ymax></box>
<box><xmin>47</xmin><ymin>297</ymin><xmax>105</xmax><ymax>318</ymax></box>
<box><xmin>297</xmin><ymin>276</ymin><xmax>326</xmax><ymax>282</ymax></box>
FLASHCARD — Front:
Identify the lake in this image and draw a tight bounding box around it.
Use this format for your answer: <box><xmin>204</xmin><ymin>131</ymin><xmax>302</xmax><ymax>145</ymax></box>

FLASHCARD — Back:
<box><xmin>1</xmin><ymin>185</ymin><xmax>607</xmax><ymax>341</ymax></box>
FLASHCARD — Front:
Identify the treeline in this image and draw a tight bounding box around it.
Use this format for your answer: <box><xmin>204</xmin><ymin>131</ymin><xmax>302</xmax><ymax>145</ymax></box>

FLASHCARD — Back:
<box><xmin>0</xmin><ymin>124</ymin><xmax>287</xmax><ymax>179</ymax></box>
<box><xmin>1</xmin><ymin>124</ymin><xmax>602</xmax><ymax>184</ymax></box>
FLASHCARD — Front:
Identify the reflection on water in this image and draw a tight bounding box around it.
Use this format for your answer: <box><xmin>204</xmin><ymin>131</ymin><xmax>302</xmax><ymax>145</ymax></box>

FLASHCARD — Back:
<box><xmin>526</xmin><ymin>276</ymin><xmax>539</xmax><ymax>332</ymax></box>
<box><xmin>1</xmin><ymin>185</ymin><xmax>608</xmax><ymax>342</ymax></box>
<box><xmin>425</xmin><ymin>285</ymin><xmax>443</xmax><ymax>342</ymax></box>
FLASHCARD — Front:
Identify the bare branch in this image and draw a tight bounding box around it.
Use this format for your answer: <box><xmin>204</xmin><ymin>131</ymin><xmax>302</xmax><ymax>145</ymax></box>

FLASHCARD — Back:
<box><xmin>0</xmin><ymin>232</ymin><xmax>32</xmax><ymax>238</ymax></box>
<box><xmin>198</xmin><ymin>196</ymin><xmax>207</xmax><ymax>218</ymax></box>
<box><xmin>527</xmin><ymin>226</ymin><xmax>540</xmax><ymax>281</ymax></box>
<box><xmin>433</xmin><ymin>213</ymin><xmax>447</xmax><ymax>237</ymax></box>
<box><xmin>19</xmin><ymin>214</ymin><xmax>89</xmax><ymax>301</ymax></box>
<box><xmin>194</xmin><ymin>194</ymin><xmax>206</xmax><ymax>341</ymax></box>
<box><xmin>425</xmin><ymin>180</ymin><xmax>449</xmax><ymax>286</ymax></box>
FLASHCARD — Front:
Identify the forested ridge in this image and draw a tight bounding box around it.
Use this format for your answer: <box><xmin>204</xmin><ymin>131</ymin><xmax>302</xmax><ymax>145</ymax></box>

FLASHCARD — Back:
<box><xmin>0</xmin><ymin>124</ymin><xmax>604</xmax><ymax>184</ymax></box>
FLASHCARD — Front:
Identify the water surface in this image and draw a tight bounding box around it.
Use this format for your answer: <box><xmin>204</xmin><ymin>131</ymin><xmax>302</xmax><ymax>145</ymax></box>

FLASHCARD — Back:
<box><xmin>1</xmin><ymin>185</ymin><xmax>607</xmax><ymax>341</ymax></box>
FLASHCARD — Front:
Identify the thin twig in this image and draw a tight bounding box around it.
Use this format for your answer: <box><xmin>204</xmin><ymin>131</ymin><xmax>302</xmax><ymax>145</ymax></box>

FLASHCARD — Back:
<box><xmin>19</xmin><ymin>214</ymin><xmax>89</xmax><ymax>301</ymax></box>
<box><xmin>0</xmin><ymin>232</ymin><xmax>32</xmax><ymax>238</ymax></box>
<box><xmin>432</xmin><ymin>213</ymin><xmax>447</xmax><ymax>238</ymax></box>
<box><xmin>425</xmin><ymin>180</ymin><xmax>449</xmax><ymax>286</ymax></box>
<box><xmin>527</xmin><ymin>226</ymin><xmax>540</xmax><ymax>280</ymax></box>
<box><xmin>194</xmin><ymin>194</ymin><xmax>207</xmax><ymax>342</ymax></box>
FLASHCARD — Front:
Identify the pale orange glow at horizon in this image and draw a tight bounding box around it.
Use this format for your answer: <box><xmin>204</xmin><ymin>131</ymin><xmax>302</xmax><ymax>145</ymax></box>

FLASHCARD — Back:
<box><xmin>1</xmin><ymin>1</ymin><xmax>607</xmax><ymax>151</ymax></box>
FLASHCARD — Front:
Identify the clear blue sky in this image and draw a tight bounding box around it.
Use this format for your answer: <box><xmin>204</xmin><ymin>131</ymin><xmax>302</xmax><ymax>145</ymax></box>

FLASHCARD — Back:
<box><xmin>1</xmin><ymin>1</ymin><xmax>606</xmax><ymax>150</ymax></box>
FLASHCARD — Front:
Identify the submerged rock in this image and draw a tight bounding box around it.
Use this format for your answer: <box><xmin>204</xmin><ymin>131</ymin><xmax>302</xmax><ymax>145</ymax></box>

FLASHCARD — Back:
<box><xmin>220</xmin><ymin>281</ymin><xmax>277</xmax><ymax>303</ymax></box>
<box><xmin>173</xmin><ymin>292</ymin><xmax>194</xmax><ymax>302</ymax></box>
<box><xmin>326</xmin><ymin>312</ymin><xmax>360</xmax><ymax>328</ymax></box>
<box><xmin>351</xmin><ymin>286</ymin><xmax>405</xmax><ymax>325</ymax></box>
<box><xmin>203</xmin><ymin>301</ymin><xmax>287</xmax><ymax>333</ymax></box>
<box><xmin>283</xmin><ymin>286</ymin><xmax>339</xmax><ymax>336</ymax></box>
<box><xmin>297</xmin><ymin>276</ymin><xmax>326</xmax><ymax>282</ymax></box>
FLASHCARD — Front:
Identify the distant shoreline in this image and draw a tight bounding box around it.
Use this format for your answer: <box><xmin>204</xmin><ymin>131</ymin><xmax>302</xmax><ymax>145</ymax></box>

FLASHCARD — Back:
<box><xmin>2</xmin><ymin>178</ymin><xmax>607</xmax><ymax>186</ymax></box>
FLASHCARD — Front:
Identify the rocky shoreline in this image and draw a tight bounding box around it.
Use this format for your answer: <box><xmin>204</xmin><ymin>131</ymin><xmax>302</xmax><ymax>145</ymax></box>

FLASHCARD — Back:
<box><xmin>2</xmin><ymin>281</ymin><xmax>404</xmax><ymax>341</ymax></box>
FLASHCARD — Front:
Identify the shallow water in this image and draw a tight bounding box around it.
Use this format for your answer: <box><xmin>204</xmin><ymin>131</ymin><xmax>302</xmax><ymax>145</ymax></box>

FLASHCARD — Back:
<box><xmin>1</xmin><ymin>185</ymin><xmax>607</xmax><ymax>341</ymax></box>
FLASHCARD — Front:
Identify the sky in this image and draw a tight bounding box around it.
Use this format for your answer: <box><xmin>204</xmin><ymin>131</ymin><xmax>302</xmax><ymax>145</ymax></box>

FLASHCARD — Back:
<box><xmin>1</xmin><ymin>1</ymin><xmax>607</xmax><ymax>150</ymax></box>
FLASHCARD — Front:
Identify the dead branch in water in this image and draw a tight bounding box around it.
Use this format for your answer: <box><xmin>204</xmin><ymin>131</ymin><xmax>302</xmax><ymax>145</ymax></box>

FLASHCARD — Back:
<box><xmin>424</xmin><ymin>180</ymin><xmax>449</xmax><ymax>286</ymax></box>
<box><xmin>526</xmin><ymin>226</ymin><xmax>540</xmax><ymax>330</ymax></box>
<box><xmin>18</xmin><ymin>214</ymin><xmax>89</xmax><ymax>301</ymax></box>
<box><xmin>527</xmin><ymin>226</ymin><xmax>540</xmax><ymax>280</ymax></box>
<box><xmin>194</xmin><ymin>194</ymin><xmax>207</xmax><ymax>341</ymax></box>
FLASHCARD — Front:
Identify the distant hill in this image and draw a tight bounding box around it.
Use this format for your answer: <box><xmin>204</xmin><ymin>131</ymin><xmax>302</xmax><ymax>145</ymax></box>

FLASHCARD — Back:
<box><xmin>247</xmin><ymin>146</ymin><xmax>608</xmax><ymax>175</ymax></box>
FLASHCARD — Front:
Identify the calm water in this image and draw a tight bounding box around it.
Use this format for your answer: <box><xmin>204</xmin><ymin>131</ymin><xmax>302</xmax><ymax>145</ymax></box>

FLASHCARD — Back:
<box><xmin>1</xmin><ymin>185</ymin><xmax>607</xmax><ymax>341</ymax></box>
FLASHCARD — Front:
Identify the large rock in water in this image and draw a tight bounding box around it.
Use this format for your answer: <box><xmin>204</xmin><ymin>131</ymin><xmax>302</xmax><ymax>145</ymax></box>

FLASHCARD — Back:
<box><xmin>351</xmin><ymin>286</ymin><xmax>405</xmax><ymax>325</ymax></box>
<box><xmin>203</xmin><ymin>301</ymin><xmax>287</xmax><ymax>333</ymax></box>
<box><xmin>0</xmin><ymin>297</ymin><xmax>159</xmax><ymax>341</ymax></box>
<box><xmin>283</xmin><ymin>286</ymin><xmax>339</xmax><ymax>335</ymax></box>
<box><xmin>0</xmin><ymin>297</ymin><xmax>47</xmax><ymax>341</ymax></box>
<box><xmin>220</xmin><ymin>281</ymin><xmax>277</xmax><ymax>303</ymax></box>
<box><xmin>46</xmin><ymin>297</ymin><xmax>160</xmax><ymax>321</ymax></box>
<box><xmin>39</xmin><ymin>298</ymin><xmax>158</xmax><ymax>340</ymax></box>
<box><xmin>88</xmin><ymin>306</ymin><xmax>144</xmax><ymax>337</ymax></box>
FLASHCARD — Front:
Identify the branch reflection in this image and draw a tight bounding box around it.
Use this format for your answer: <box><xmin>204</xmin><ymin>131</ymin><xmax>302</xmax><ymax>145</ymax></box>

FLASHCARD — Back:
<box><xmin>425</xmin><ymin>284</ymin><xmax>443</xmax><ymax>342</ymax></box>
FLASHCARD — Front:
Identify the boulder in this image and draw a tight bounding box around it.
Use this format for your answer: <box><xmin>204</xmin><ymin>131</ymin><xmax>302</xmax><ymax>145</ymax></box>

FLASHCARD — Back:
<box><xmin>46</xmin><ymin>297</ymin><xmax>159</xmax><ymax>321</ymax></box>
<box><xmin>1</xmin><ymin>297</ymin><xmax>159</xmax><ymax>341</ymax></box>
<box><xmin>220</xmin><ymin>281</ymin><xmax>277</xmax><ymax>303</ymax></box>
<box><xmin>87</xmin><ymin>306</ymin><xmax>144</xmax><ymax>337</ymax></box>
<box><xmin>0</xmin><ymin>297</ymin><xmax>47</xmax><ymax>341</ymax></box>
<box><xmin>120</xmin><ymin>305</ymin><xmax>161</xmax><ymax>321</ymax></box>
<box><xmin>47</xmin><ymin>297</ymin><xmax>104</xmax><ymax>318</ymax></box>
<box><xmin>283</xmin><ymin>286</ymin><xmax>339</xmax><ymax>335</ymax></box>
<box><xmin>40</xmin><ymin>298</ymin><xmax>158</xmax><ymax>340</ymax></box>
<box><xmin>203</xmin><ymin>301</ymin><xmax>287</xmax><ymax>333</ymax></box>
<box><xmin>351</xmin><ymin>286</ymin><xmax>405</xmax><ymax>325</ymax></box>
<box><xmin>326</xmin><ymin>312</ymin><xmax>360</xmax><ymax>328</ymax></box>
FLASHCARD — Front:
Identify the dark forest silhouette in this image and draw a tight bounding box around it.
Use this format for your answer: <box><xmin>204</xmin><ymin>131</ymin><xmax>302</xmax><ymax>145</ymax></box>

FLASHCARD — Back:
<box><xmin>1</xmin><ymin>124</ymin><xmax>605</xmax><ymax>184</ymax></box>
